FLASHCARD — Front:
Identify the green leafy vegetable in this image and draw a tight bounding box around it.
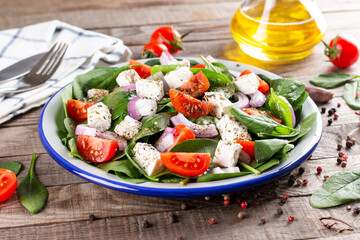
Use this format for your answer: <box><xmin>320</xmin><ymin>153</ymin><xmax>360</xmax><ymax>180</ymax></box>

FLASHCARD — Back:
<box><xmin>170</xmin><ymin>139</ymin><xmax>219</xmax><ymax>158</ymax></box>
<box><xmin>343</xmin><ymin>80</ymin><xmax>360</xmax><ymax>110</ymax></box>
<box><xmin>200</xmin><ymin>55</ymin><xmax>233</xmax><ymax>82</ymax></box>
<box><xmin>157</xmin><ymin>101</ymin><xmax>176</xmax><ymax>113</ymax></box>
<box><xmin>151</xmin><ymin>65</ymin><xmax>178</xmax><ymax>75</ymax></box>
<box><xmin>310</xmin><ymin>170</ymin><xmax>360</xmax><ymax>208</ymax></box>
<box><xmin>0</xmin><ymin>161</ymin><xmax>22</xmax><ymax>175</ymax></box>
<box><xmin>255</xmin><ymin>159</ymin><xmax>280</xmax><ymax>173</ymax></box>
<box><xmin>257</xmin><ymin>74</ymin><xmax>272</xmax><ymax>84</ymax></box>
<box><xmin>101</xmin><ymin>88</ymin><xmax>131</xmax><ymax>120</ymax></box>
<box><xmin>97</xmin><ymin>160</ymin><xmax>146</xmax><ymax>183</ymax></box>
<box><xmin>254</xmin><ymin>139</ymin><xmax>293</xmax><ymax>163</ymax></box>
<box><xmin>238</xmin><ymin>162</ymin><xmax>260</xmax><ymax>175</ymax></box>
<box><xmin>197</xmin><ymin>172</ymin><xmax>249</xmax><ymax>182</ymax></box>
<box><xmin>17</xmin><ymin>153</ymin><xmax>48</xmax><ymax>214</ymax></box>
<box><xmin>67</xmin><ymin>137</ymin><xmax>86</xmax><ymax>161</ymax></box>
<box><xmin>73</xmin><ymin>66</ymin><xmax>129</xmax><ymax>100</ymax></box>
<box><xmin>270</xmin><ymin>78</ymin><xmax>307</xmax><ymax>110</ymax></box>
<box><xmin>310</xmin><ymin>72</ymin><xmax>359</xmax><ymax>89</ymax></box>
<box><xmin>288</xmin><ymin>112</ymin><xmax>317</xmax><ymax>142</ymax></box>
<box><xmin>131</xmin><ymin>113</ymin><xmax>173</xmax><ymax>142</ymax></box>
<box><xmin>230</xmin><ymin>108</ymin><xmax>297</xmax><ymax>137</ymax></box>
<box><xmin>268</xmin><ymin>88</ymin><xmax>293</xmax><ymax>128</ymax></box>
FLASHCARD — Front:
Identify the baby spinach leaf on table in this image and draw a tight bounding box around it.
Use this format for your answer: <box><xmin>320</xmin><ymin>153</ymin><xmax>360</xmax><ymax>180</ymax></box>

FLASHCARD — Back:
<box><xmin>124</xmin><ymin>143</ymin><xmax>159</xmax><ymax>182</ymax></box>
<box><xmin>17</xmin><ymin>153</ymin><xmax>48</xmax><ymax>214</ymax></box>
<box><xmin>343</xmin><ymin>80</ymin><xmax>360</xmax><ymax>110</ymax></box>
<box><xmin>200</xmin><ymin>55</ymin><xmax>233</xmax><ymax>81</ymax></box>
<box><xmin>0</xmin><ymin>161</ymin><xmax>22</xmax><ymax>175</ymax></box>
<box><xmin>190</xmin><ymin>68</ymin><xmax>236</xmax><ymax>98</ymax></box>
<box><xmin>73</xmin><ymin>66</ymin><xmax>130</xmax><ymax>100</ymax></box>
<box><xmin>254</xmin><ymin>139</ymin><xmax>293</xmax><ymax>164</ymax></box>
<box><xmin>310</xmin><ymin>72</ymin><xmax>358</xmax><ymax>89</ymax></box>
<box><xmin>310</xmin><ymin>170</ymin><xmax>360</xmax><ymax>208</ymax></box>
<box><xmin>131</xmin><ymin>112</ymin><xmax>173</xmax><ymax>142</ymax></box>
<box><xmin>101</xmin><ymin>88</ymin><xmax>131</xmax><ymax>120</ymax></box>
<box><xmin>197</xmin><ymin>172</ymin><xmax>250</xmax><ymax>182</ymax></box>
<box><xmin>230</xmin><ymin>108</ymin><xmax>297</xmax><ymax>137</ymax></box>
<box><xmin>256</xmin><ymin>159</ymin><xmax>280</xmax><ymax>173</ymax></box>
<box><xmin>268</xmin><ymin>88</ymin><xmax>294</xmax><ymax>128</ymax></box>
<box><xmin>270</xmin><ymin>78</ymin><xmax>306</xmax><ymax>110</ymax></box>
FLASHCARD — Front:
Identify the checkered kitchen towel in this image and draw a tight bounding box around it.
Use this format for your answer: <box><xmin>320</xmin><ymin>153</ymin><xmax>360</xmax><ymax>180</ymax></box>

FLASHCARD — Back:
<box><xmin>0</xmin><ymin>20</ymin><xmax>132</xmax><ymax>124</ymax></box>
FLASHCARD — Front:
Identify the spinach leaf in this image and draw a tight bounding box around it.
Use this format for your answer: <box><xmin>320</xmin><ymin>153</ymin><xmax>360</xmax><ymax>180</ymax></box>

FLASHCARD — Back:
<box><xmin>343</xmin><ymin>80</ymin><xmax>360</xmax><ymax>110</ymax></box>
<box><xmin>0</xmin><ymin>161</ymin><xmax>22</xmax><ymax>175</ymax></box>
<box><xmin>287</xmin><ymin>112</ymin><xmax>317</xmax><ymax>142</ymax></box>
<box><xmin>257</xmin><ymin>74</ymin><xmax>272</xmax><ymax>84</ymax></box>
<box><xmin>131</xmin><ymin>113</ymin><xmax>173</xmax><ymax>142</ymax></box>
<box><xmin>151</xmin><ymin>65</ymin><xmax>178</xmax><ymax>75</ymax></box>
<box><xmin>200</xmin><ymin>56</ymin><xmax>233</xmax><ymax>81</ymax></box>
<box><xmin>197</xmin><ymin>172</ymin><xmax>249</xmax><ymax>182</ymax></box>
<box><xmin>97</xmin><ymin>159</ymin><xmax>146</xmax><ymax>183</ymax></box>
<box><xmin>238</xmin><ymin>162</ymin><xmax>260</xmax><ymax>175</ymax></box>
<box><xmin>59</xmin><ymin>84</ymin><xmax>73</xmax><ymax>117</ymax></box>
<box><xmin>157</xmin><ymin>101</ymin><xmax>176</xmax><ymax>113</ymax></box>
<box><xmin>58</xmin><ymin>84</ymin><xmax>74</xmax><ymax>143</ymax></box>
<box><xmin>254</xmin><ymin>139</ymin><xmax>293</xmax><ymax>163</ymax></box>
<box><xmin>67</xmin><ymin>137</ymin><xmax>86</xmax><ymax>161</ymax></box>
<box><xmin>190</xmin><ymin>68</ymin><xmax>235</xmax><ymax>98</ymax></box>
<box><xmin>73</xmin><ymin>66</ymin><xmax>129</xmax><ymax>100</ymax></box>
<box><xmin>230</xmin><ymin>108</ymin><xmax>297</xmax><ymax>137</ymax></box>
<box><xmin>256</xmin><ymin>159</ymin><xmax>280</xmax><ymax>173</ymax></box>
<box><xmin>268</xmin><ymin>88</ymin><xmax>293</xmax><ymax>128</ymax></box>
<box><xmin>124</xmin><ymin>143</ymin><xmax>159</xmax><ymax>181</ymax></box>
<box><xmin>310</xmin><ymin>170</ymin><xmax>360</xmax><ymax>208</ymax></box>
<box><xmin>101</xmin><ymin>88</ymin><xmax>131</xmax><ymax>120</ymax></box>
<box><xmin>310</xmin><ymin>72</ymin><xmax>358</xmax><ymax>89</ymax></box>
<box><xmin>115</xmin><ymin>172</ymin><xmax>147</xmax><ymax>184</ymax></box>
<box><xmin>169</xmin><ymin>139</ymin><xmax>219</xmax><ymax>158</ymax></box>
<box><xmin>270</xmin><ymin>78</ymin><xmax>306</xmax><ymax>110</ymax></box>
<box><xmin>64</xmin><ymin>117</ymin><xmax>77</xmax><ymax>138</ymax></box>
<box><xmin>144</xmin><ymin>59</ymin><xmax>161</xmax><ymax>66</ymax></box>
<box><xmin>192</xmin><ymin>116</ymin><xmax>219</xmax><ymax>126</ymax></box>
<box><xmin>17</xmin><ymin>153</ymin><xmax>48</xmax><ymax>214</ymax></box>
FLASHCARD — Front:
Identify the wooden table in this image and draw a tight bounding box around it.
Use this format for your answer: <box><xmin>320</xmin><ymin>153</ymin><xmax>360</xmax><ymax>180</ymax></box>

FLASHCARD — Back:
<box><xmin>1</xmin><ymin>0</ymin><xmax>360</xmax><ymax>239</ymax></box>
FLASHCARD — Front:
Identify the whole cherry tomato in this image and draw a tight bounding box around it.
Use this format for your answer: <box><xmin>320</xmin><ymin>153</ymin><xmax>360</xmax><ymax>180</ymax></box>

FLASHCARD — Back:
<box><xmin>150</xmin><ymin>26</ymin><xmax>189</xmax><ymax>54</ymax></box>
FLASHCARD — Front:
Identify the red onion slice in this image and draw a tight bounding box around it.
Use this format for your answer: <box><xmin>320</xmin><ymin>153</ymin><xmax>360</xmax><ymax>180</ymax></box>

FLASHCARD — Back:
<box><xmin>210</xmin><ymin>167</ymin><xmax>240</xmax><ymax>174</ymax></box>
<box><xmin>160</xmin><ymin>51</ymin><xmax>175</xmax><ymax>65</ymax></box>
<box><xmin>249</xmin><ymin>90</ymin><xmax>266</xmax><ymax>107</ymax></box>
<box><xmin>120</xmin><ymin>83</ymin><xmax>136</xmax><ymax>91</ymax></box>
<box><xmin>279</xmin><ymin>96</ymin><xmax>296</xmax><ymax>128</ymax></box>
<box><xmin>170</xmin><ymin>113</ymin><xmax>218</xmax><ymax>138</ymax></box>
<box><xmin>97</xmin><ymin>130</ymin><xmax>128</xmax><ymax>151</ymax></box>
<box><xmin>75</xmin><ymin>124</ymin><xmax>97</xmax><ymax>137</ymax></box>
<box><xmin>233</xmin><ymin>92</ymin><xmax>250</xmax><ymax>109</ymax></box>
<box><xmin>154</xmin><ymin>127</ymin><xmax>176</xmax><ymax>152</ymax></box>
<box><xmin>127</xmin><ymin>97</ymin><xmax>142</xmax><ymax>120</ymax></box>
<box><xmin>238</xmin><ymin>150</ymin><xmax>252</xmax><ymax>165</ymax></box>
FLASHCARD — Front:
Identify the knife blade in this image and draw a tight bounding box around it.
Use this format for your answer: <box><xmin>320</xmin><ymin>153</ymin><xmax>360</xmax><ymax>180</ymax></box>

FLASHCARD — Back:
<box><xmin>0</xmin><ymin>52</ymin><xmax>46</xmax><ymax>82</ymax></box>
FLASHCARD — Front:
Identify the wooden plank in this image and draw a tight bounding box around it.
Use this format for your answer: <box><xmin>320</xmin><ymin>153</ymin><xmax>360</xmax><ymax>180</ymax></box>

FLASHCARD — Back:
<box><xmin>0</xmin><ymin>194</ymin><xmax>358</xmax><ymax>239</ymax></box>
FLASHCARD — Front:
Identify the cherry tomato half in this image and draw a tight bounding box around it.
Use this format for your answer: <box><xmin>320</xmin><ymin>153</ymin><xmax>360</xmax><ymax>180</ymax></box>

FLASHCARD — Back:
<box><xmin>240</xmin><ymin>69</ymin><xmax>269</xmax><ymax>94</ymax></box>
<box><xmin>142</xmin><ymin>42</ymin><xmax>169</xmax><ymax>58</ymax></box>
<box><xmin>161</xmin><ymin>152</ymin><xmax>211</xmax><ymax>177</ymax></box>
<box><xmin>129</xmin><ymin>59</ymin><xmax>152</xmax><ymax>79</ymax></box>
<box><xmin>177</xmin><ymin>71</ymin><xmax>210</xmax><ymax>98</ymax></box>
<box><xmin>323</xmin><ymin>35</ymin><xmax>360</xmax><ymax>68</ymax></box>
<box><xmin>192</xmin><ymin>64</ymin><xmax>205</xmax><ymax>68</ymax></box>
<box><xmin>0</xmin><ymin>169</ymin><xmax>17</xmax><ymax>203</ymax></box>
<box><xmin>242</xmin><ymin>107</ymin><xmax>282</xmax><ymax>124</ymax></box>
<box><xmin>77</xmin><ymin>135</ymin><xmax>118</xmax><ymax>163</ymax></box>
<box><xmin>150</xmin><ymin>26</ymin><xmax>183</xmax><ymax>54</ymax></box>
<box><xmin>236</xmin><ymin>140</ymin><xmax>255</xmax><ymax>160</ymax></box>
<box><xmin>67</xmin><ymin>99</ymin><xmax>95</xmax><ymax>122</ymax></box>
<box><xmin>167</xmin><ymin>125</ymin><xmax>195</xmax><ymax>151</ymax></box>
<box><xmin>169</xmin><ymin>89</ymin><xmax>212</xmax><ymax>119</ymax></box>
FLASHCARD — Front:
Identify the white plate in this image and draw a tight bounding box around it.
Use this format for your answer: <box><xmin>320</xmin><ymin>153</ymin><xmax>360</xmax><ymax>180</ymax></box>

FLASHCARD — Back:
<box><xmin>39</xmin><ymin>58</ymin><xmax>322</xmax><ymax>197</ymax></box>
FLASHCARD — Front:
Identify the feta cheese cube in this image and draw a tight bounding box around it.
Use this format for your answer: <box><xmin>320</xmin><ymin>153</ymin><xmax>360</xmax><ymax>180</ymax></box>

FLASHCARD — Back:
<box><xmin>87</xmin><ymin>88</ymin><xmax>109</xmax><ymax>103</ymax></box>
<box><xmin>233</xmin><ymin>72</ymin><xmax>260</xmax><ymax>95</ymax></box>
<box><xmin>217</xmin><ymin>114</ymin><xmax>251</xmax><ymax>141</ymax></box>
<box><xmin>136</xmin><ymin>78</ymin><xmax>164</xmax><ymax>101</ymax></box>
<box><xmin>164</xmin><ymin>66</ymin><xmax>193</xmax><ymax>89</ymax></box>
<box><xmin>213</xmin><ymin>140</ymin><xmax>242</xmax><ymax>168</ymax></box>
<box><xmin>203</xmin><ymin>92</ymin><xmax>233</xmax><ymax>118</ymax></box>
<box><xmin>114</xmin><ymin>116</ymin><xmax>142</xmax><ymax>140</ymax></box>
<box><xmin>87</xmin><ymin>102</ymin><xmax>112</xmax><ymax>131</ymax></box>
<box><xmin>132</xmin><ymin>142</ymin><xmax>163</xmax><ymax>176</ymax></box>
<box><xmin>116</xmin><ymin>69</ymin><xmax>141</xmax><ymax>87</ymax></box>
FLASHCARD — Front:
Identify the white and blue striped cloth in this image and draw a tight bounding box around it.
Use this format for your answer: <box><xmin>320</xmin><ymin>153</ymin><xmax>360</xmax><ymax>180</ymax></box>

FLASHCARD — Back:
<box><xmin>0</xmin><ymin>20</ymin><xmax>132</xmax><ymax>124</ymax></box>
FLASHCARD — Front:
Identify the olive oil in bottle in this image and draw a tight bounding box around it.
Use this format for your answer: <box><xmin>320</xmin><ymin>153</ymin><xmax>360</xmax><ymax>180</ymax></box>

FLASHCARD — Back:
<box><xmin>230</xmin><ymin>0</ymin><xmax>326</xmax><ymax>62</ymax></box>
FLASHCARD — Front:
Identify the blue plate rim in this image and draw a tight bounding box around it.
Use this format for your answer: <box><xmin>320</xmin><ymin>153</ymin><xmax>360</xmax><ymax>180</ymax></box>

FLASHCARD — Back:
<box><xmin>38</xmin><ymin>58</ymin><xmax>322</xmax><ymax>198</ymax></box>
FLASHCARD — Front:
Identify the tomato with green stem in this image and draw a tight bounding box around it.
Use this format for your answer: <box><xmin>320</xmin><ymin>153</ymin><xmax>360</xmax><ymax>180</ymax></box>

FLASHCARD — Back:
<box><xmin>150</xmin><ymin>26</ymin><xmax>191</xmax><ymax>54</ymax></box>
<box><xmin>142</xmin><ymin>42</ymin><xmax>169</xmax><ymax>58</ymax></box>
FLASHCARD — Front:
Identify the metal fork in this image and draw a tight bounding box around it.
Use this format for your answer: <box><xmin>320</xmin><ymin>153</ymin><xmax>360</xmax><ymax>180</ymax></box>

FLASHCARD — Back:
<box><xmin>0</xmin><ymin>42</ymin><xmax>68</xmax><ymax>98</ymax></box>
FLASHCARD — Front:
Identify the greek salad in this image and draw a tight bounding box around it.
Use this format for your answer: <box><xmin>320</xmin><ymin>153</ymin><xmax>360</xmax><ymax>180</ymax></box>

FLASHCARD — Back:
<box><xmin>58</xmin><ymin>53</ymin><xmax>317</xmax><ymax>184</ymax></box>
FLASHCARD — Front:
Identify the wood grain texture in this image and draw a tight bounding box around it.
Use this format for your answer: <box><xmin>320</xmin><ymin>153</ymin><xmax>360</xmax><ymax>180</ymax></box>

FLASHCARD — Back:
<box><xmin>1</xmin><ymin>0</ymin><xmax>360</xmax><ymax>239</ymax></box>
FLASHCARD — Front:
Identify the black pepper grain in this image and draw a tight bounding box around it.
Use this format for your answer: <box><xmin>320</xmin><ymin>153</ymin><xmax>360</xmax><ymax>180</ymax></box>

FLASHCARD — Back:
<box><xmin>353</xmin><ymin>207</ymin><xmax>360</xmax><ymax>215</ymax></box>
<box><xmin>337</xmin><ymin>144</ymin><xmax>343</xmax><ymax>150</ymax></box>
<box><xmin>260</xmin><ymin>218</ymin><xmax>266</xmax><ymax>225</ymax></box>
<box><xmin>277</xmin><ymin>207</ymin><xmax>284</xmax><ymax>215</ymax></box>
<box><xmin>346</xmin><ymin>141</ymin><xmax>353</xmax><ymax>148</ymax></box>
<box><xmin>287</xmin><ymin>178</ymin><xmax>295</xmax><ymax>187</ymax></box>
<box><xmin>337</xmin><ymin>157</ymin><xmax>343</xmax><ymax>165</ymax></box>
<box><xmin>89</xmin><ymin>214</ymin><xmax>96</xmax><ymax>221</ymax></box>
<box><xmin>328</xmin><ymin>119</ymin><xmax>333</xmax><ymax>126</ymax></box>
<box><xmin>168</xmin><ymin>212</ymin><xmax>178</xmax><ymax>223</ymax></box>
<box><xmin>298</xmin><ymin>167</ymin><xmax>305</xmax><ymax>175</ymax></box>
<box><xmin>280</xmin><ymin>198</ymin><xmax>287</xmax><ymax>204</ymax></box>
<box><xmin>142</xmin><ymin>220</ymin><xmax>152</xmax><ymax>228</ymax></box>
<box><xmin>289</xmin><ymin>174</ymin><xmax>296</xmax><ymax>180</ymax></box>
<box><xmin>321</xmin><ymin>107</ymin><xmax>326</xmax><ymax>114</ymax></box>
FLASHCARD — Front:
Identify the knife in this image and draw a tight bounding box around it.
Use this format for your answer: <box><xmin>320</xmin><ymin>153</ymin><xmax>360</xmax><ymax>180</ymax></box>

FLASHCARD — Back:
<box><xmin>0</xmin><ymin>52</ymin><xmax>46</xmax><ymax>82</ymax></box>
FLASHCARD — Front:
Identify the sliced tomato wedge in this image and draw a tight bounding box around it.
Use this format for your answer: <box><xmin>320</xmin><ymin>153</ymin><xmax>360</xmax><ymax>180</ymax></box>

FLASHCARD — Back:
<box><xmin>67</xmin><ymin>99</ymin><xmax>95</xmax><ymax>122</ymax></box>
<box><xmin>192</xmin><ymin>64</ymin><xmax>205</xmax><ymax>68</ymax></box>
<box><xmin>0</xmin><ymin>169</ymin><xmax>17</xmax><ymax>203</ymax></box>
<box><xmin>129</xmin><ymin>59</ymin><xmax>152</xmax><ymax>79</ymax></box>
<box><xmin>77</xmin><ymin>135</ymin><xmax>118</xmax><ymax>163</ymax></box>
<box><xmin>169</xmin><ymin>89</ymin><xmax>212</xmax><ymax>119</ymax></box>
<box><xmin>161</xmin><ymin>152</ymin><xmax>211</xmax><ymax>177</ymax></box>
<box><xmin>236</xmin><ymin>140</ymin><xmax>255</xmax><ymax>160</ymax></box>
<box><xmin>242</xmin><ymin>107</ymin><xmax>282</xmax><ymax>124</ymax></box>
<box><xmin>177</xmin><ymin>71</ymin><xmax>210</xmax><ymax>98</ymax></box>
<box><xmin>167</xmin><ymin>125</ymin><xmax>195</xmax><ymax>151</ymax></box>
<box><xmin>240</xmin><ymin>69</ymin><xmax>269</xmax><ymax>94</ymax></box>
